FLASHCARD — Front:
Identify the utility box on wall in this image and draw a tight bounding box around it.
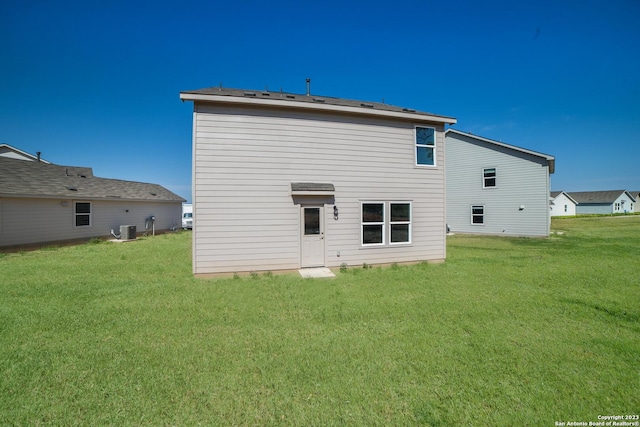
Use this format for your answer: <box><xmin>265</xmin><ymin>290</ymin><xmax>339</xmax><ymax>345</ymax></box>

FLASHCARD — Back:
<box><xmin>120</xmin><ymin>225</ymin><xmax>136</xmax><ymax>240</ymax></box>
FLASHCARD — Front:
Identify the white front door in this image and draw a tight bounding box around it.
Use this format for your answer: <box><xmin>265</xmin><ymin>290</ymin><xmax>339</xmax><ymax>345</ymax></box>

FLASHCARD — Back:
<box><xmin>301</xmin><ymin>206</ymin><xmax>325</xmax><ymax>267</ymax></box>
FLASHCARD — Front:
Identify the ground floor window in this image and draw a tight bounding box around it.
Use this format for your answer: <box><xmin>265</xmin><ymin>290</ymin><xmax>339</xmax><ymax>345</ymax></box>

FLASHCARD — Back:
<box><xmin>390</xmin><ymin>202</ymin><xmax>411</xmax><ymax>244</ymax></box>
<box><xmin>74</xmin><ymin>201</ymin><xmax>91</xmax><ymax>227</ymax></box>
<box><xmin>471</xmin><ymin>205</ymin><xmax>484</xmax><ymax>225</ymax></box>
<box><xmin>362</xmin><ymin>201</ymin><xmax>412</xmax><ymax>246</ymax></box>
<box><xmin>362</xmin><ymin>202</ymin><xmax>384</xmax><ymax>245</ymax></box>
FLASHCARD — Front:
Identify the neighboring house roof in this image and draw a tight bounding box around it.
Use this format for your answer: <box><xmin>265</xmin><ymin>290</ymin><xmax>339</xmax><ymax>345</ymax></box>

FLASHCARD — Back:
<box><xmin>0</xmin><ymin>144</ymin><xmax>51</xmax><ymax>163</ymax></box>
<box><xmin>445</xmin><ymin>129</ymin><xmax>555</xmax><ymax>173</ymax></box>
<box><xmin>180</xmin><ymin>86</ymin><xmax>457</xmax><ymax>124</ymax></box>
<box><xmin>550</xmin><ymin>191</ymin><xmax>578</xmax><ymax>204</ymax></box>
<box><xmin>0</xmin><ymin>156</ymin><xmax>185</xmax><ymax>202</ymax></box>
<box><xmin>568</xmin><ymin>190</ymin><xmax>634</xmax><ymax>204</ymax></box>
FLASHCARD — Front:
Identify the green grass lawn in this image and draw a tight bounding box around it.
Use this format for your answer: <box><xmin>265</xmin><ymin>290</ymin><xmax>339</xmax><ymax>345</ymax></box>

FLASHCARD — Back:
<box><xmin>1</xmin><ymin>217</ymin><xmax>638</xmax><ymax>426</ymax></box>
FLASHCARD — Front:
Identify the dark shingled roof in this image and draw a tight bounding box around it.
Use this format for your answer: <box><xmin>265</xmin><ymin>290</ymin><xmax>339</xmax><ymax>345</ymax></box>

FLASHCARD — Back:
<box><xmin>291</xmin><ymin>182</ymin><xmax>335</xmax><ymax>193</ymax></box>
<box><xmin>0</xmin><ymin>156</ymin><xmax>185</xmax><ymax>202</ymax></box>
<box><xmin>180</xmin><ymin>86</ymin><xmax>456</xmax><ymax>122</ymax></box>
<box><xmin>567</xmin><ymin>190</ymin><xmax>632</xmax><ymax>204</ymax></box>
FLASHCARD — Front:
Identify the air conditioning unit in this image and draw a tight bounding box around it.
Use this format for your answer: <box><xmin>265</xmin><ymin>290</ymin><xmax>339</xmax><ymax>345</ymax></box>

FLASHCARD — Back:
<box><xmin>120</xmin><ymin>225</ymin><xmax>136</xmax><ymax>240</ymax></box>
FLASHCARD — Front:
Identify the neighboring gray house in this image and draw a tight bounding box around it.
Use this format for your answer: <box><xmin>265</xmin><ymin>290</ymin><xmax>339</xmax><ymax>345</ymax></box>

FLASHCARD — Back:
<box><xmin>180</xmin><ymin>86</ymin><xmax>456</xmax><ymax>275</ymax></box>
<box><xmin>550</xmin><ymin>191</ymin><xmax>578</xmax><ymax>217</ymax></box>
<box><xmin>0</xmin><ymin>156</ymin><xmax>185</xmax><ymax>248</ymax></box>
<box><xmin>0</xmin><ymin>143</ymin><xmax>50</xmax><ymax>163</ymax></box>
<box><xmin>568</xmin><ymin>190</ymin><xmax>636</xmax><ymax>215</ymax></box>
<box><xmin>445</xmin><ymin>129</ymin><xmax>555</xmax><ymax>237</ymax></box>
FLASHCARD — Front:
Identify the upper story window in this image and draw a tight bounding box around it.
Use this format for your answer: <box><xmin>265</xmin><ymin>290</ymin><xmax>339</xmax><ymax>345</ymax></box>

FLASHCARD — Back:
<box><xmin>483</xmin><ymin>168</ymin><xmax>496</xmax><ymax>188</ymax></box>
<box><xmin>415</xmin><ymin>126</ymin><xmax>436</xmax><ymax>166</ymax></box>
<box><xmin>74</xmin><ymin>202</ymin><xmax>91</xmax><ymax>227</ymax></box>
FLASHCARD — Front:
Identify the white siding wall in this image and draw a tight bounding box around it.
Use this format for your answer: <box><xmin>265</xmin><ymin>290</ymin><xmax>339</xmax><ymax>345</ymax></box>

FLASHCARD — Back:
<box><xmin>0</xmin><ymin>197</ymin><xmax>181</xmax><ymax>247</ymax></box>
<box><xmin>192</xmin><ymin>104</ymin><xmax>447</xmax><ymax>274</ymax></box>
<box><xmin>446</xmin><ymin>133</ymin><xmax>551</xmax><ymax>236</ymax></box>
<box><xmin>614</xmin><ymin>193</ymin><xmax>634</xmax><ymax>214</ymax></box>
<box><xmin>550</xmin><ymin>193</ymin><xmax>577</xmax><ymax>216</ymax></box>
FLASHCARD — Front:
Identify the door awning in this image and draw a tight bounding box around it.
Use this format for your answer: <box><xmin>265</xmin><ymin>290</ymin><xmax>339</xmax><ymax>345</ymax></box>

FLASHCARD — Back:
<box><xmin>291</xmin><ymin>182</ymin><xmax>335</xmax><ymax>196</ymax></box>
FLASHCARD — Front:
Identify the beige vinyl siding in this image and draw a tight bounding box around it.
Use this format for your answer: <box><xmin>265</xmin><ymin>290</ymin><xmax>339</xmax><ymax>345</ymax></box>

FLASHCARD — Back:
<box><xmin>192</xmin><ymin>103</ymin><xmax>447</xmax><ymax>274</ymax></box>
<box><xmin>446</xmin><ymin>132</ymin><xmax>551</xmax><ymax>237</ymax></box>
<box><xmin>0</xmin><ymin>198</ymin><xmax>181</xmax><ymax>247</ymax></box>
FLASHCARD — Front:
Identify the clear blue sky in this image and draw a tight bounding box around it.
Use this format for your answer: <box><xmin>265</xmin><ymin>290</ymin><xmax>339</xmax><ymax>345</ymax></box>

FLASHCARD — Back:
<box><xmin>2</xmin><ymin>0</ymin><xmax>639</xmax><ymax>201</ymax></box>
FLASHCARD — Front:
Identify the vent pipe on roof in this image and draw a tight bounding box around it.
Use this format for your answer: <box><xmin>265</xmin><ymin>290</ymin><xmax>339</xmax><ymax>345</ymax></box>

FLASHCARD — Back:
<box><xmin>306</xmin><ymin>78</ymin><xmax>311</xmax><ymax>96</ymax></box>
<box><xmin>36</xmin><ymin>152</ymin><xmax>41</xmax><ymax>162</ymax></box>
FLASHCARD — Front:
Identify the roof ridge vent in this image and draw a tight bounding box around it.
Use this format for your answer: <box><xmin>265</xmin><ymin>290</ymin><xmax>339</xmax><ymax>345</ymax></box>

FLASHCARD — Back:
<box><xmin>243</xmin><ymin>92</ymin><xmax>256</xmax><ymax>97</ymax></box>
<box><xmin>360</xmin><ymin>103</ymin><xmax>374</xmax><ymax>108</ymax></box>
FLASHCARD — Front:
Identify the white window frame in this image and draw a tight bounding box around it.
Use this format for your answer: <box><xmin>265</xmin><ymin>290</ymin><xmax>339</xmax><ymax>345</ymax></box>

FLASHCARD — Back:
<box><xmin>483</xmin><ymin>167</ymin><xmax>497</xmax><ymax>188</ymax></box>
<box><xmin>389</xmin><ymin>201</ymin><xmax>412</xmax><ymax>245</ymax></box>
<box><xmin>361</xmin><ymin>201</ymin><xmax>413</xmax><ymax>247</ymax></box>
<box><xmin>415</xmin><ymin>126</ymin><xmax>437</xmax><ymax>167</ymax></box>
<box><xmin>361</xmin><ymin>202</ymin><xmax>385</xmax><ymax>246</ymax></box>
<box><xmin>471</xmin><ymin>205</ymin><xmax>484</xmax><ymax>225</ymax></box>
<box><xmin>74</xmin><ymin>201</ymin><xmax>92</xmax><ymax>227</ymax></box>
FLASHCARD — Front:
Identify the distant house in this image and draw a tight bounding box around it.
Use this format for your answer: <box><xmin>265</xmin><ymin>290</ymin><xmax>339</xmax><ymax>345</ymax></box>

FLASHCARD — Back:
<box><xmin>180</xmin><ymin>86</ymin><xmax>456</xmax><ymax>275</ymax></box>
<box><xmin>629</xmin><ymin>192</ymin><xmax>640</xmax><ymax>213</ymax></box>
<box><xmin>550</xmin><ymin>191</ymin><xmax>578</xmax><ymax>216</ymax></box>
<box><xmin>445</xmin><ymin>129</ymin><xmax>555</xmax><ymax>237</ymax></box>
<box><xmin>0</xmin><ymin>156</ymin><xmax>185</xmax><ymax>248</ymax></box>
<box><xmin>0</xmin><ymin>144</ymin><xmax>50</xmax><ymax>163</ymax></box>
<box><xmin>569</xmin><ymin>190</ymin><xmax>636</xmax><ymax>215</ymax></box>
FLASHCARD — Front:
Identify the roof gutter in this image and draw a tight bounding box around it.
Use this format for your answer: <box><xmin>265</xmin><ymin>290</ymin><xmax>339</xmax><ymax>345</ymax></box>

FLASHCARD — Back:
<box><xmin>180</xmin><ymin>92</ymin><xmax>457</xmax><ymax>125</ymax></box>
